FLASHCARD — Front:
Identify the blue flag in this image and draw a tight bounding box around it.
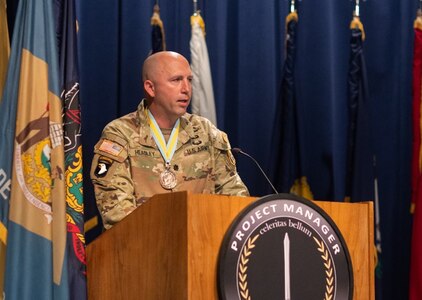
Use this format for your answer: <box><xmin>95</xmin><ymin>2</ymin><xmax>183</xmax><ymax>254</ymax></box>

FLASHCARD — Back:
<box><xmin>347</xmin><ymin>16</ymin><xmax>381</xmax><ymax>299</ymax></box>
<box><xmin>0</xmin><ymin>0</ymin><xmax>72</xmax><ymax>298</ymax></box>
<box><xmin>150</xmin><ymin>4</ymin><xmax>166</xmax><ymax>54</ymax></box>
<box><xmin>54</xmin><ymin>0</ymin><xmax>87</xmax><ymax>298</ymax></box>
<box><xmin>345</xmin><ymin>18</ymin><xmax>375</xmax><ymax>202</ymax></box>
<box><xmin>272</xmin><ymin>11</ymin><xmax>313</xmax><ymax>199</ymax></box>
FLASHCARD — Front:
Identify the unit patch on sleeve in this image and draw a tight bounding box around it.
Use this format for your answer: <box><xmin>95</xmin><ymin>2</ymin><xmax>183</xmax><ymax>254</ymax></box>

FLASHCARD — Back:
<box><xmin>94</xmin><ymin>156</ymin><xmax>113</xmax><ymax>178</ymax></box>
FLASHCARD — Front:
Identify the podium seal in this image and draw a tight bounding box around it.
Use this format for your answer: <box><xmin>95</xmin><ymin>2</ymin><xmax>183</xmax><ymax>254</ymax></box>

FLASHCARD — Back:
<box><xmin>217</xmin><ymin>193</ymin><xmax>353</xmax><ymax>300</ymax></box>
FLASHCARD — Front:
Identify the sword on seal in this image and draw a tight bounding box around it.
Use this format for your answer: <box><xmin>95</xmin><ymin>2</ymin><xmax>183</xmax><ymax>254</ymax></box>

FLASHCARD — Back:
<box><xmin>284</xmin><ymin>233</ymin><xmax>291</xmax><ymax>300</ymax></box>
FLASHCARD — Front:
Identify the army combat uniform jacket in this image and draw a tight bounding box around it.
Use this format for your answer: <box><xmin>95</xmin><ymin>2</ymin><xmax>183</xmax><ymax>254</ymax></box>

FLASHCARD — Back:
<box><xmin>91</xmin><ymin>100</ymin><xmax>249</xmax><ymax>229</ymax></box>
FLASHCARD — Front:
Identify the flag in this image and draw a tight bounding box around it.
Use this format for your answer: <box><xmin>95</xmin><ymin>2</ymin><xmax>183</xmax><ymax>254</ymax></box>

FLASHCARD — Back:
<box><xmin>150</xmin><ymin>4</ymin><xmax>166</xmax><ymax>54</ymax></box>
<box><xmin>0</xmin><ymin>0</ymin><xmax>10</xmax><ymax>294</ymax></box>
<box><xmin>54</xmin><ymin>0</ymin><xmax>87</xmax><ymax>298</ymax></box>
<box><xmin>345</xmin><ymin>16</ymin><xmax>375</xmax><ymax>202</ymax></box>
<box><xmin>0</xmin><ymin>0</ymin><xmax>10</xmax><ymax>101</ymax></box>
<box><xmin>272</xmin><ymin>11</ymin><xmax>313</xmax><ymax>199</ymax></box>
<box><xmin>190</xmin><ymin>12</ymin><xmax>217</xmax><ymax>125</ymax></box>
<box><xmin>0</xmin><ymin>0</ymin><xmax>73</xmax><ymax>298</ymax></box>
<box><xmin>409</xmin><ymin>10</ymin><xmax>422</xmax><ymax>300</ymax></box>
<box><xmin>346</xmin><ymin>16</ymin><xmax>381</xmax><ymax>298</ymax></box>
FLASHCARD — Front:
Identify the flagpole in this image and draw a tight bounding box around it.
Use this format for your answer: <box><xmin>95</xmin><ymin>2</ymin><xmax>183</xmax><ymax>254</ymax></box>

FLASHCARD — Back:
<box><xmin>193</xmin><ymin>0</ymin><xmax>198</xmax><ymax>15</ymax></box>
<box><xmin>354</xmin><ymin>0</ymin><xmax>360</xmax><ymax>17</ymax></box>
<box><xmin>290</xmin><ymin>0</ymin><xmax>295</xmax><ymax>13</ymax></box>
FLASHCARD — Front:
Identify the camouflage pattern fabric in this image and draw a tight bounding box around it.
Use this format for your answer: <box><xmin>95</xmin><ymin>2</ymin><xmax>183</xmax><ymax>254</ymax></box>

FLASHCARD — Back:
<box><xmin>91</xmin><ymin>100</ymin><xmax>249</xmax><ymax>229</ymax></box>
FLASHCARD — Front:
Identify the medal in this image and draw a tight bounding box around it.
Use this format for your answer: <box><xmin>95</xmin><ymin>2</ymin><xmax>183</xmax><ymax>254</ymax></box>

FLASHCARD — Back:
<box><xmin>159</xmin><ymin>167</ymin><xmax>177</xmax><ymax>190</ymax></box>
<box><xmin>148</xmin><ymin>110</ymin><xmax>180</xmax><ymax>190</ymax></box>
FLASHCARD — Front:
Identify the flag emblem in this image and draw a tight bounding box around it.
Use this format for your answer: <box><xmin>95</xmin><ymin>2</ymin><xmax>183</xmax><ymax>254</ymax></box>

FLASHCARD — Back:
<box><xmin>98</xmin><ymin>139</ymin><xmax>123</xmax><ymax>156</ymax></box>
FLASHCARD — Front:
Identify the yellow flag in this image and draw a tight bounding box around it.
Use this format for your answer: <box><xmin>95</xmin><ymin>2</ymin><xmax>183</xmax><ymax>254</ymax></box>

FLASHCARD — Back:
<box><xmin>0</xmin><ymin>0</ymin><xmax>10</xmax><ymax>101</ymax></box>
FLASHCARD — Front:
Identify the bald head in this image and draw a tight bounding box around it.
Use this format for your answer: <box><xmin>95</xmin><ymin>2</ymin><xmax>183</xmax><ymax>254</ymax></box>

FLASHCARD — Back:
<box><xmin>141</xmin><ymin>51</ymin><xmax>193</xmax><ymax>127</ymax></box>
<box><xmin>142</xmin><ymin>51</ymin><xmax>189</xmax><ymax>82</ymax></box>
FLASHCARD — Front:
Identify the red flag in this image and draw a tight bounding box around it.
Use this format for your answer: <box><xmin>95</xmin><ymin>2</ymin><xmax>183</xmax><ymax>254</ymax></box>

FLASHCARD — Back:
<box><xmin>409</xmin><ymin>11</ymin><xmax>422</xmax><ymax>300</ymax></box>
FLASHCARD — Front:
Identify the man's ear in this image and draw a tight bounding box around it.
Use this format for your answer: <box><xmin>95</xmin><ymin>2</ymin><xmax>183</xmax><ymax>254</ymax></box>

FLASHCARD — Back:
<box><xmin>144</xmin><ymin>80</ymin><xmax>155</xmax><ymax>97</ymax></box>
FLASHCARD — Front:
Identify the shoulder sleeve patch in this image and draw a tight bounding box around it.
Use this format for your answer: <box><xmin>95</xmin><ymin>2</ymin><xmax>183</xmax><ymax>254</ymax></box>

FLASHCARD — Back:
<box><xmin>94</xmin><ymin>137</ymin><xmax>128</xmax><ymax>163</ymax></box>
<box><xmin>93</xmin><ymin>156</ymin><xmax>114</xmax><ymax>178</ymax></box>
<box><xmin>99</xmin><ymin>139</ymin><xmax>123</xmax><ymax>156</ymax></box>
<box><xmin>213</xmin><ymin>131</ymin><xmax>231</xmax><ymax>151</ymax></box>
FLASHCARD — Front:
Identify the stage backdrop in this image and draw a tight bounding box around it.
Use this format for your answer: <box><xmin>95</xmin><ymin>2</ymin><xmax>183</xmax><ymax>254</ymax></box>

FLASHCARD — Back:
<box><xmin>72</xmin><ymin>0</ymin><xmax>413</xmax><ymax>299</ymax></box>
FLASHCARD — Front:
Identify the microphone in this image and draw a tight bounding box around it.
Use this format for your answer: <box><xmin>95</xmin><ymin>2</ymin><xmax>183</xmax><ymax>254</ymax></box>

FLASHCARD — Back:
<box><xmin>232</xmin><ymin>147</ymin><xmax>279</xmax><ymax>194</ymax></box>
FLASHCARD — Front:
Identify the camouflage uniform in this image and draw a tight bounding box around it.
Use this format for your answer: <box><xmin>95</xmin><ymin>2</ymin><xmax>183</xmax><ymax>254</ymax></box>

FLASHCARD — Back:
<box><xmin>91</xmin><ymin>99</ymin><xmax>249</xmax><ymax>229</ymax></box>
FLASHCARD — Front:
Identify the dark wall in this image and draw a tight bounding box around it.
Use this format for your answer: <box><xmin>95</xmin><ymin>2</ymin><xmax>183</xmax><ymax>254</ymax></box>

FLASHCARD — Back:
<box><xmin>6</xmin><ymin>0</ymin><xmax>415</xmax><ymax>298</ymax></box>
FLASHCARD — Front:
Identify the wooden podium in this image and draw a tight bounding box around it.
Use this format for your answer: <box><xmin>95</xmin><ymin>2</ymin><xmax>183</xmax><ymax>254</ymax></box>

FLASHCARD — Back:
<box><xmin>86</xmin><ymin>192</ymin><xmax>374</xmax><ymax>299</ymax></box>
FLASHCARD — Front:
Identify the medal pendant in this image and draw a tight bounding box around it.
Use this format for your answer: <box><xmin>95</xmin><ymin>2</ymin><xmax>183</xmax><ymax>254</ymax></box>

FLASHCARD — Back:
<box><xmin>160</xmin><ymin>168</ymin><xmax>177</xmax><ymax>190</ymax></box>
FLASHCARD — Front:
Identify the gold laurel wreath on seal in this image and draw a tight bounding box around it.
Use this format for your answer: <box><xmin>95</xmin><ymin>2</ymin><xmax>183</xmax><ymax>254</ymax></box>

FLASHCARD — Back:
<box><xmin>238</xmin><ymin>234</ymin><xmax>260</xmax><ymax>300</ymax></box>
<box><xmin>313</xmin><ymin>236</ymin><xmax>335</xmax><ymax>300</ymax></box>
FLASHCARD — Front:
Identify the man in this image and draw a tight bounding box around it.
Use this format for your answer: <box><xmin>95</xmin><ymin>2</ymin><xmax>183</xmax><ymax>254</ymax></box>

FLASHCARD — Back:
<box><xmin>91</xmin><ymin>51</ymin><xmax>249</xmax><ymax>229</ymax></box>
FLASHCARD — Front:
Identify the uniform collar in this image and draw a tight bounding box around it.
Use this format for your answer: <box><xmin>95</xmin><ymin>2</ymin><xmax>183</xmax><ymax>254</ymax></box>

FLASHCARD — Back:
<box><xmin>136</xmin><ymin>99</ymin><xmax>197</xmax><ymax>148</ymax></box>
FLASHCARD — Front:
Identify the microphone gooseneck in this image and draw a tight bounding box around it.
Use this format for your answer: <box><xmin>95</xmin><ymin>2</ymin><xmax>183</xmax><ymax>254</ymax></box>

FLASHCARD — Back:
<box><xmin>232</xmin><ymin>147</ymin><xmax>279</xmax><ymax>194</ymax></box>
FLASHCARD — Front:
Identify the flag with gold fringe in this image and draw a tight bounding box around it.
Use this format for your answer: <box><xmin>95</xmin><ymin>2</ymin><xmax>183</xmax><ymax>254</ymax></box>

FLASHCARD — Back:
<box><xmin>0</xmin><ymin>0</ymin><xmax>10</xmax><ymax>294</ymax></box>
<box><xmin>0</xmin><ymin>0</ymin><xmax>75</xmax><ymax>298</ymax></box>
<box><xmin>346</xmin><ymin>14</ymin><xmax>382</xmax><ymax>299</ymax></box>
<box><xmin>150</xmin><ymin>4</ymin><xmax>166</xmax><ymax>54</ymax></box>
<box><xmin>272</xmin><ymin>10</ymin><xmax>313</xmax><ymax>199</ymax></box>
<box><xmin>190</xmin><ymin>11</ymin><xmax>217</xmax><ymax>125</ymax></box>
<box><xmin>54</xmin><ymin>0</ymin><xmax>87</xmax><ymax>298</ymax></box>
<box><xmin>0</xmin><ymin>0</ymin><xmax>9</xmax><ymax>102</ymax></box>
<box><xmin>410</xmin><ymin>10</ymin><xmax>422</xmax><ymax>300</ymax></box>
<box><xmin>345</xmin><ymin>16</ymin><xmax>375</xmax><ymax>202</ymax></box>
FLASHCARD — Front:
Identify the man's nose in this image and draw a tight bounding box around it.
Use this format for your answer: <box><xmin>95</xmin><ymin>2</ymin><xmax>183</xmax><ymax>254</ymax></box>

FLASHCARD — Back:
<box><xmin>181</xmin><ymin>79</ymin><xmax>191</xmax><ymax>93</ymax></box>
